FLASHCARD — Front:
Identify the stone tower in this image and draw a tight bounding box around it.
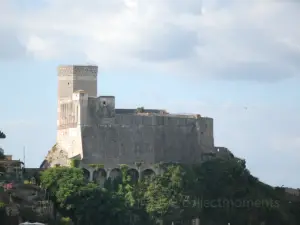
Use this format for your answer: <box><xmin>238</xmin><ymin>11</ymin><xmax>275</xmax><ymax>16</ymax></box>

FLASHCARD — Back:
<box><xmin>57</xmin><ymin>65</ymin><xmax>98</xmax><ymax>126</ymax></box>
<box><xmin>56</xmin><ymin>66</ymin><xmax>98</xmax><ymax>149</ymax></box>
<box><xmin>57</xmin><ymin>65</ymin><xmax>98</xmax><ymax>100</ymax></box>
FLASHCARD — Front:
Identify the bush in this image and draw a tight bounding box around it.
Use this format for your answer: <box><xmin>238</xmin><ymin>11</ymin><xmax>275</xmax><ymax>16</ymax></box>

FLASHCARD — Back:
<box><xmin>60</xmin><ymin>217</ymin><xmax>72</xmax><ymax>225</ymax></box>
<box><xmin>0</xmin><ymin>201</ymin><xmax>6</xmax><ymax>208</ymax></box>
<box><xmin>70</xmin><ymin>159</ymin><xmax>80</xmax><ymax>168</ymax></box>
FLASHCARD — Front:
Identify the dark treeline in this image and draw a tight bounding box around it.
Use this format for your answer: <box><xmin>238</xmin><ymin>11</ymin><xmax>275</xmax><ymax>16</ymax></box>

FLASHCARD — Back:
<box><xmin>0</xmin><ymin>130</ymin><xmax>5</xmax><ymax>139</ymax></box>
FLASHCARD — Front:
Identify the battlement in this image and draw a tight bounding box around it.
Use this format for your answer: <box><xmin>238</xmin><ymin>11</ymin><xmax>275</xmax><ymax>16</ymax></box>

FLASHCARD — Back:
<box><xmin>115</xmin><ymin>109</ymin><xmax>166</xmax><ymax>114</ymax></box>
<box><xmin>158</xmin><ymin>113</ymin><xmax>202</xmax><ymax>119</ymax></box>
<box><xmin>114</xmin><ymin>114</ymin><xmax>212</xmax><ymax>127</ymax></box>
<box><xmin>58</xmin><ymin>65</ymin><xmax>98</xmax><ymax>76</ymax></box>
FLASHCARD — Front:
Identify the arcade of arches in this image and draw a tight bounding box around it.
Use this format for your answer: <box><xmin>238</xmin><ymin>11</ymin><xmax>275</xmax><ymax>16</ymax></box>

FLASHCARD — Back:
<box><xmin>82</xmin><ymin>167</ymin><xmax>156</xmax><ymax>186</ymax></box>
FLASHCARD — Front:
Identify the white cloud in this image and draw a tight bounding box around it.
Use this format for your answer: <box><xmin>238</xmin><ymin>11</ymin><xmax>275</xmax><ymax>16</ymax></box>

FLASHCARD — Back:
<box><xmin>1</xmin><ymin>0</ymin><xmax>299</xmax><ymax>81</ymax></box>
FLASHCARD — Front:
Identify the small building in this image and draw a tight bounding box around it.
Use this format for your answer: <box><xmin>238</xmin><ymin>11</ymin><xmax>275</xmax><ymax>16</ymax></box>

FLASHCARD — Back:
<box><xmin>0</xmin><ymin>150</ymin><xmax>24</xmax><ymax>181</ymax></box>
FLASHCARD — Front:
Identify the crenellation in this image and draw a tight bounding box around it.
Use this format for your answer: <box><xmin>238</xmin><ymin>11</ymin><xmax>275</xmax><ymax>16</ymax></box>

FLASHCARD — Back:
<box><xmin>58</xmin><ymin>65</ymin><xmax>73</xmax><ymax>75</ymax></box>
<box><xmin>73</xmin><ymin>65</ymin><xmax>98</xmax><ymax>74</ymax></box>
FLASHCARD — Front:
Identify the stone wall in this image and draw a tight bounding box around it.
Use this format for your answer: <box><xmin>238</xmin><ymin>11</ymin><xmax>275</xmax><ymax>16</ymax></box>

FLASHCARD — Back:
<box><xmin>57</xmin><ymin>101</ymin><xmax>78</xmax><ymax>130</ymax></box>
<box><xmin>56</xmin><ymin>127</ymin><xmax>83</xmax><ymax>160</ymax></box>
<box><xmin>81</xmin><ymin>112</ymin><xmax>215</xmax><ymax>168</ymax></box>
<box><xmin>88</xmin><ymin>96</ymin><xmax>115</xmax><ymax>123</ymax></box>
<box><xmin>214</xmin><ymin>147</ymin><xmax>234</xmax><ymax>159</ymax></box>
<box><xmin>81</xmin><ymin>124</ymin><xmax>155</xmax><ymax>168</ymax></box>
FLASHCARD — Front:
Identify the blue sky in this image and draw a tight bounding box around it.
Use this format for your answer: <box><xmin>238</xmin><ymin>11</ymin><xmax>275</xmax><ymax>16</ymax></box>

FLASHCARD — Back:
<box><xmin>0</xmin><ymin>0</ymin><xmax>300</xmax><ymax>188</ymax></box>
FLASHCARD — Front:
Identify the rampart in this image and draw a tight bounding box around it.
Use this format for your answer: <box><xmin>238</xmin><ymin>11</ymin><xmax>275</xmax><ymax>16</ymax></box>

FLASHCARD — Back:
<box><xmin>81</xmin><ymin>110</ymin><xmax>214</xmax><ymax>169</ymax></box>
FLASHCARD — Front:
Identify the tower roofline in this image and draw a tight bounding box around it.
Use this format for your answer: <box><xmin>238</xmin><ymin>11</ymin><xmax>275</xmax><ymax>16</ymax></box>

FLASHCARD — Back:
<box><xmin>58</xmin><ymin>65</ymin><xmax>98</xmax><ymax>68</ymax></box>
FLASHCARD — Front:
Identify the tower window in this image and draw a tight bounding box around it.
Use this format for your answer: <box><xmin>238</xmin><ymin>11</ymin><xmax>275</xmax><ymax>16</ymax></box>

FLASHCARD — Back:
<box><xmin>103</xmin><ymin>101</ymin><xmax>106</xmax><ymax>106</ymax></box>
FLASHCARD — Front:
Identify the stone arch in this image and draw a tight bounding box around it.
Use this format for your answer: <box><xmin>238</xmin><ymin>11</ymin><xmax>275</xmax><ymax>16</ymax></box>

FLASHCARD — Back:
<box><xmin>142</xmin><ymin>169</ymin><xmax>155</xmax><ymax>179</ymax></box>
<box><xmin>82</xmin><ymin>168</ymin><xmax>90</xmax><ymax>181</ymax></box>
<box><xmin>93</xmin><ymin>169</ymin><xmax>107</xmax><ymax>187</ymax></box>
<box><xmin>109</xmin><ymin>168</ymin><xmax>122</xmax><ymax>180</ymax></box>
<box><xmin>127</xmin><ymin>168</ymin><xmax>139</xmax><ymax>182</ymax></box>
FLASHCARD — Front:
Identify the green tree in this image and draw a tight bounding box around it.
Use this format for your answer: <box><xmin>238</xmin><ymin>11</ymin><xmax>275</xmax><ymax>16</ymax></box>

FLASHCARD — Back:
<box><xmin>0</xmin><ymin>130</ymin><xmax>6</xmax><ymax>159</ymax></box>
<box><xmin>0</xmin><ymin>131</ymin><xmax>5</xmax><ymax>139</ymax></box>
<box><xmin>0</xmin><ymin>201</ymin><xmax>7</xmax><ymax>223</ymax></box>
<box><xmin>65</xmin><ymin>185</ymin><xmax>129</xmax><ymax>225</ymax></box>
<box><xmin>0</xmin><ymin>131</ymin><xmax>5</xmax><ymax>160</ymax></box>
<box><xmin>144</xmin><ymin>165</ymin><xmax>188</xmax><ymax>225</ymax></box>
<box><xmin>187</xmin><ymin>157</ymin><xmax>293</xmax><ymax>225</ymax></box>
<box><xmin>40</xmin><ymin>167</ymin><xmax>132</xmax><ymax>225</ymax></box>
<box><xmin>136</xmin><ymin>107</ymin><xmax>145</xmax><ymax>113</ymax></box>
<box><xmin>39</xmin><ymin>157</ymin><xmax>300</xmax><ymax>225</ymax></box>
<box><xmin>40</xmin><ymin>167</ymin><xmax>88</xmax><ymax>223</ymax></box>
<box><xmin>114</xmin><ymin>165</ymin><xmax>150</xmax><ymax>225</ymax></box>
<box><xmin>40</xmin><ymin>167</ymin><xmax>86</xmax><ymax>203</ymax></box>
<box><xmin>0</xmin><ymin>151</ymin><xmax>4</xmax><ymax>160</ymax></box>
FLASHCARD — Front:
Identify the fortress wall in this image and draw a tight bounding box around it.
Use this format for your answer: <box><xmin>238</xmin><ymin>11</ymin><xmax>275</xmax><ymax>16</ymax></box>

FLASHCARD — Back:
<box><xmin>58</xmin><ymin>101</ymin><xmax>78</xmax><ymax>129</ymax></box>
<box><xmin>196</xmin><ymin>117</ymin><xmax>214</xmax><ymax>151</ymax></box>
<box><xmin>114</xmin><ymin>114</ymin><xmax>196</xmax><ymax>126</ymax></box>
<box><xmin>87</xmin><ymin>97</ymin><xmax>115</xmax><ymax>124</ymax></box>
<box><xmin>153</xmin><ymin>124</ymin><xmax>201</xmax><ymax>163</ymax></box>
<box><xmin>114</xmin><ymin>114</ymin><xmax>214</xmax><ymax>153</ymax></box>
<box><xmin>81</xmin><ymin>114</ymin><xmax>213</xmax><ymax>168</ymax></box>
<box><xmin>115</xmin><ymin>115</ymin><xmax>153</xmax><ymax>125</ymax></box>
<box><xmin>56</xmin><ymin>127</ymin><xmax>83</xmax><ymax>161</ymax></box>
<box><xmin>55</xmin><ymin>93</ymin><xmax>88</xmax><ymax>165</ymax></box>
<box><xmin>203</xmin><ymin>117</ymin><xmax>214</xmax><ymax>141</ymax></box>
<box><xmin>81</xmin><ymin>124</ymin><xmax>155</xmax><ymax>168</ymax></box>
<box><xmin>215</xmin><ymin>146</ymin><xmax>233</xmax><ymax>159</ymax></box>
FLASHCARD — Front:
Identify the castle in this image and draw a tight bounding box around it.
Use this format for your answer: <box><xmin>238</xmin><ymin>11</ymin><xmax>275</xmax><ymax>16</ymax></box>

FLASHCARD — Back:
<box><xmin>42</xmin><ymin>65</ymin><xmax>232</xmax><ymax>184</ymax></box>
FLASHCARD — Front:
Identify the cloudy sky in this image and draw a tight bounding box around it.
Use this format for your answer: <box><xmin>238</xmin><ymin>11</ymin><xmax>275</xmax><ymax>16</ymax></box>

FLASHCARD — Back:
<box><xmin>0</xmin><ymin>0</ymin><xmax>299</xmax><ymax>187</ymax></box>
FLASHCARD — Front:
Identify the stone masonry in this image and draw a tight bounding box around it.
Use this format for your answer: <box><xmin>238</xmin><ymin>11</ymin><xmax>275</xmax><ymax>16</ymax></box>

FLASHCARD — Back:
<box><xmin>43</xmin><ymin>65</ymin><xmax>232</xmax><ymax>185</ymax></box>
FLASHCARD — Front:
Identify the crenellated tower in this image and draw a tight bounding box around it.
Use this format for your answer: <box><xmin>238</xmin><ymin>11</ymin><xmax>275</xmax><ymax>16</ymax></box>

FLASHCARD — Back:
<box><xmin>57</xmin><ymin>65</ymin><xmax>98</xmax><ymax>129</ymax></box>
<box><xmin>57</xmin><ymin>65</ymin><xmax>98</xmax><ymax>99</ymax></box>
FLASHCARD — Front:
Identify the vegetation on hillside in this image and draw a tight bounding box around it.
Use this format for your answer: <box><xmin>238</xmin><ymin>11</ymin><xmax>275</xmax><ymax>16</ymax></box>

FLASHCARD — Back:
<box><xmin>0</xmin><ymin>130</ymin><xmax>5</xmax><ymax>160</ymax></box>
<box><xmin>136</xmin><ymin>107</ymin><xmax>145</xmax><ymax>113</ymax></box>
<box><xmin>36</xmin><ymin>157</ymin><xmax>300</xmax><ymax>225</ymax></box>
<box><xmin>0</xmin><ymin>151</ymin><xmax>4</xmax><ymax>160</ymax></box>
